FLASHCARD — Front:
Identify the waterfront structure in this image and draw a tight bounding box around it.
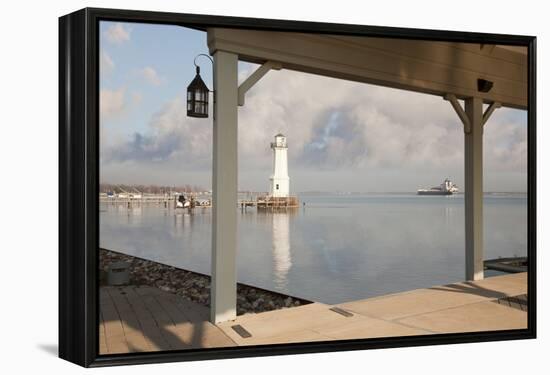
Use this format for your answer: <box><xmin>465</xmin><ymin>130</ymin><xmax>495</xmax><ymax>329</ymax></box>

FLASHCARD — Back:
<box><xmin>270</xmin><ymin>134</ymin><xmax>290</xmax><ymax>197</ymax></box>
<box><xmin>100</xmin><ymin>272</ymin><xmax>526</xmax><ymax>353</ymax></box>
<box><xmin>206</xmin><ymin>29</ymin><xmax>526</xmax><ymax>323</ymax></box>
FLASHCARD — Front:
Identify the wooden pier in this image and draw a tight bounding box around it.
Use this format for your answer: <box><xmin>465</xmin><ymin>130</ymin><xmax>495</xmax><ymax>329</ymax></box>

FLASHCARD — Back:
<box><xmin>239</xmin><ymin>196</ymin><xmax>299</xmax><ymax>210</ymax></box>
<box><xmin>100</xmin><ymin>193</ymin><xmax>300</xmax><ymax>211</ymax></box>
<box><xmin>99</xmin><ymin>194</ymin><xmax>212</xmax><ymax>209</ymax></box>
<box><xmin>484</xmin><ymin>257</ymin><xmax>528</xmax><ymax>273</ymax></box>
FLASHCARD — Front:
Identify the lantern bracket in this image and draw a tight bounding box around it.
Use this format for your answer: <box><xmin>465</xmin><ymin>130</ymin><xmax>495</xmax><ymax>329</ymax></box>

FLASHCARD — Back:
<box><xmin>194</xmin><ymin>54</ymin><xmax>214</xmax><ymax>70</ymax></box>
<box><xmin>238</xmin><ymin>61</ymin><xmax>282</xmax><ymax>106</ymax></box>
<box><xmin>193</xmin><ymin>54</ymin><xmax>214</xmax><ymax>91</ymax></box>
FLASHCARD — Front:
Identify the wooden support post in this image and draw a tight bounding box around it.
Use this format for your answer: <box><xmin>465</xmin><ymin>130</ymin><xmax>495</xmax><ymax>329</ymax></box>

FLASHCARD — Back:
<box><xmin>464</xmin><ymin>97</ymin><xmax>484</xmax><ymax>281</ymax></box>
<box><xmin>446</xmin><ymin>95</ymin><xmax>498</xmax><ymax>281</ymax></box>
<box><xmin>211</xmin><ymin>50</ymin><xmax>238</xmax><ymax>324</ymax></box>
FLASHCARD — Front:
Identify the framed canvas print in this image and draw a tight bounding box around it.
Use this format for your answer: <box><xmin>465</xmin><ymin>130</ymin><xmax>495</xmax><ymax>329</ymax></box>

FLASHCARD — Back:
<box><xmin>59</xmin><ymin>7</ymin><xmax>536</xmax><ymax>367</ymax></box>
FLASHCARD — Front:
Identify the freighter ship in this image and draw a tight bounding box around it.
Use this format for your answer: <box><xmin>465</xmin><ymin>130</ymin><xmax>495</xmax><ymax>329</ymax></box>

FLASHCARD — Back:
<box><xmin>417</xmin><ymin>178</ymin><xmax>459</xmax><ymax>195</ymax></box>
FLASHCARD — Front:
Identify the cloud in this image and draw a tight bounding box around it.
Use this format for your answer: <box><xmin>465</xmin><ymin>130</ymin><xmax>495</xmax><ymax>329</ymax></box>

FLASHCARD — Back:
<box><xmin>136</xmin><ymin>66</ymin><xmax>163</xmax><ymax>86</ymax></box>
<box><xmin>102</xmin><ymin>95</ymin><xmax>213</xmax><ymax>169</ymax></box>
<box><xmin>101</xmin><ymin>65</ymin><xmax>526</xmax><ymax>190</ymax></box>
<box><xmin>104</xmin><ymin>23</ymin><xmax>131</xmax><ymax>44</ymax></box>
<box><xmin>484</xmin><ymin>110</ymin><xmax>527</xmax><ymax>171</ymax></box>
<box><xmin>236</xmin><ymin>67</ymin><xmax>464</xmax><ymax>171</ymax></box>
<box><xmin>236</xmin><ymin>67</ymin><xmax>525</xmax><ymax>174</ymax></box>
<box><xmin>100</xmin><ymin>88</ymin><xmax>126</xmax><ymax>119</ymax></box>
<box><xmin>100</xmin><ymin>50</ymin><xmax>114</xmax><ymax>75</ymax></box>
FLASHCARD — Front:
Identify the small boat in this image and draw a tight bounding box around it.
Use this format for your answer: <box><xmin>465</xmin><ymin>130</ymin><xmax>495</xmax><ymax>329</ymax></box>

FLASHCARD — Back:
<box><xmin>195</xmin><ymin>198</ymin><xmax>211</xmax><ymax>206</ymax></box>
<box><xmin>176</xmin><ymin>194</ymin><xmax>191</xmax><ymax>208</ymax></box>
<box><xmin>176</xmin><ymin>200</ymin><xmax>191</xmax><ymax>208</ymax></box>
<box><xmin>417</xmin><ymin>178</ymin><xmax>459</xmax><ymax>195</ymax></box>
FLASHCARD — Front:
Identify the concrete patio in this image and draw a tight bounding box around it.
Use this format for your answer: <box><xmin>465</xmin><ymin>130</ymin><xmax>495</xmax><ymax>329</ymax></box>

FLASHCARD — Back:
<box><xmin>100</xmin><ymin>272</ymin><xmax>527</xmax><ymax>354</ymax></box>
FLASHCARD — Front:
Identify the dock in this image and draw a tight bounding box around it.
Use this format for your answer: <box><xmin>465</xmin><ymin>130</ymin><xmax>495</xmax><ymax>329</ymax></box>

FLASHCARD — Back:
<box><xmin>100</xmin><ymin>193</ymin><xmax>299</xmax><ymax>210</ymax></box>
<box><xmin>484</xmin><ymin>257</ymin><xmax>528</xmax><ymax>273</ymax></box>
<box><xmin>100</xmin><ymin>272</ymin><xmax>527</xmax><ymax>353</ymax></box>
<box><xmin>99</xmin><ymin>194</ymin><xmax>212</xmax><ymax>208</ymax></box>
<box><xmin>240</xmin><ymin>196</ymin><xmax>300</xmax><ymax>210</ymax></box>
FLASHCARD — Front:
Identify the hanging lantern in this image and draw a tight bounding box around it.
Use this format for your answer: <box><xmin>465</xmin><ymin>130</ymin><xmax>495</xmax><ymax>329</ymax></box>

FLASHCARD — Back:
<box><xmin>187</xmin><ymin>66</ymin><xmax>210</xmax><ymax>118</ymax></box>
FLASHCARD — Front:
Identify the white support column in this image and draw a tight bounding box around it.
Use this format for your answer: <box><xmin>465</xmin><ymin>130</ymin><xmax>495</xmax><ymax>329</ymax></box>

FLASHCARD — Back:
<box><xmin>464</xmin><ymin>97</ymin><xmax>484</xmax><ymax>281</ymax></box>
<box><xmin>211</xmin><ymin>50</ymin><xmax>238</xmax><ymax>323</ymax></box>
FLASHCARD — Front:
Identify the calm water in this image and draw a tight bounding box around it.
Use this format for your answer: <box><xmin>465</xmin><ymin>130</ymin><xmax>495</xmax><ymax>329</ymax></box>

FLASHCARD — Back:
<box><xmin>100</xmin><ymin>194</ymin><xmax>527</xmax><ymax>304</ymax></box>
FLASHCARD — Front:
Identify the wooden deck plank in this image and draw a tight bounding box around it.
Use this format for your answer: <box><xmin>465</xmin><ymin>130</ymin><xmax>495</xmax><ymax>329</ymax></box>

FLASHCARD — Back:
<box><xmin>135</xmin><ymin>289</ymin><xmax>192</xmax><ymax>350</ymax></box>
<box><xmin>106</xmin><ymin>288</ymin><xmax>153</xmax><ymax>352</ymax></box>
<box><xmin>100</xmin><ymin>285</ymin><xmax>236</xmax><ymax>352</ymax></box>
<box><xmin>100</xmin><ymin>289</ymin><xmax>130</xmax><ymax>354</ymax></box>
<box><xmin>153</xmin><ymin>294</ymin><xmax>197</xmax><ymax>348</ymax></box>
<box><xmin>98</xmin><ymin>310</ymin><xmax>109</xmax><ymax>354</ymax></box>
<box><xmin>121</xmin><ymin>286</ymin><xmax>172</xmax><ymax>351</ymax></box>
<box><xmin>155</xmin><ymin>295</ymin><xmax>234</xmax><ymax>348</ymax></box>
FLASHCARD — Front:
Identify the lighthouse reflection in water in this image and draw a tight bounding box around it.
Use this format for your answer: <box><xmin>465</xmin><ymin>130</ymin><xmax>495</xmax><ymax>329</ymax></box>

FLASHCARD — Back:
<box><xmin>271</xmin><ymin>212</ymin><xmax>292</xmax><ymax>288</ymax></box>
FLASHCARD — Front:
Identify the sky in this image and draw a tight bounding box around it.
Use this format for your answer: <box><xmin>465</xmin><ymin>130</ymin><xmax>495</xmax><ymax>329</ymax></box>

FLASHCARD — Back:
<box><xmin>100</xmin><ymin>21</ymin><xmax>528</xmax><ymax>193</ymax></box>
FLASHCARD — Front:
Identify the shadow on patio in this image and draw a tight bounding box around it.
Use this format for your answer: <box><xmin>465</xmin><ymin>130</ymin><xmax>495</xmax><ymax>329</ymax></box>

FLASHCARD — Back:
<box><xmin>99</xmin><ymin>285</ymin><xmax>236</xmax><ymax>354</ymax></box>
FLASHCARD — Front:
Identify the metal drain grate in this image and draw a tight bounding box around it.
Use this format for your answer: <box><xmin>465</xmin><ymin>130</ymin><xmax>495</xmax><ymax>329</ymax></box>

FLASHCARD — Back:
<box><xmin>329</xmin><ymin>307</ymin><xmax>354</xmax><ymax>317</ymax></box>
<box><xmin>231</xmin><ymin>324</ymin><xmax>252</xmax><ymax>338</ymax></box>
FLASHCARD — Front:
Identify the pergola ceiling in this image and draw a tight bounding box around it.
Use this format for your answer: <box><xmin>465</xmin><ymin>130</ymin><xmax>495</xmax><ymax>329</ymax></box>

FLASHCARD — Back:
<box><xmin>208</xmin><ymin>28</ymin><xmax>527</xmax><ymax>110</ymax></box>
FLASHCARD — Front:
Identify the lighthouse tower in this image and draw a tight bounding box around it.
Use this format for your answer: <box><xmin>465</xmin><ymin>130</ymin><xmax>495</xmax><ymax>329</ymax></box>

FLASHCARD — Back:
<box><xmin>270</xmin><ymin>133</ymin><xmax>290</xmax><ymax>197</ymax></box>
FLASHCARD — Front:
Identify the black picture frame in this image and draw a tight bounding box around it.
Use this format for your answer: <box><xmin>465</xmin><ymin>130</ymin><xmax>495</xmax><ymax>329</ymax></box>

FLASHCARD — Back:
<box><xmin>59</xmin><ymin>7</ymin><xmax>537</xmax><ymax>368</ymax></box>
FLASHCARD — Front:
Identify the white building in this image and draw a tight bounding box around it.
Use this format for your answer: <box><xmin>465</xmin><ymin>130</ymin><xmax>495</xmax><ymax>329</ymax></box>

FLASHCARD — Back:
<box><xmin>270</xmin><ymin>133</ymin><xmax>290</xmax><ymax>197</ymax></box>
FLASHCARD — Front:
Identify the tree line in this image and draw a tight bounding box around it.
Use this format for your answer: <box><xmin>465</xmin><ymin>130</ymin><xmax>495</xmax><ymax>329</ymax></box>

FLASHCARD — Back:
<box><xmin>100</xmin><ymin>183</ymin><xmax>207</xmax><ymax>194</ymax></box>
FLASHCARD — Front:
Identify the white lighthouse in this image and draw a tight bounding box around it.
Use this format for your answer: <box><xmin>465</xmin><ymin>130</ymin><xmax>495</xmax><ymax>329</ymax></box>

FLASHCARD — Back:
<box><xmin>270</xmin><ymin>133</ymin><xmax>290</xmax><ymax>197</ymax></box>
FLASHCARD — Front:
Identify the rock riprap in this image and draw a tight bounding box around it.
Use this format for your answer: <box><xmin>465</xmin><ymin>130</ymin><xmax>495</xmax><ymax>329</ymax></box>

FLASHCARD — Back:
<box><xmin>99</xmin><ymin>248</ymin><xmax>310</xmax><ymax>315</ymax></box>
